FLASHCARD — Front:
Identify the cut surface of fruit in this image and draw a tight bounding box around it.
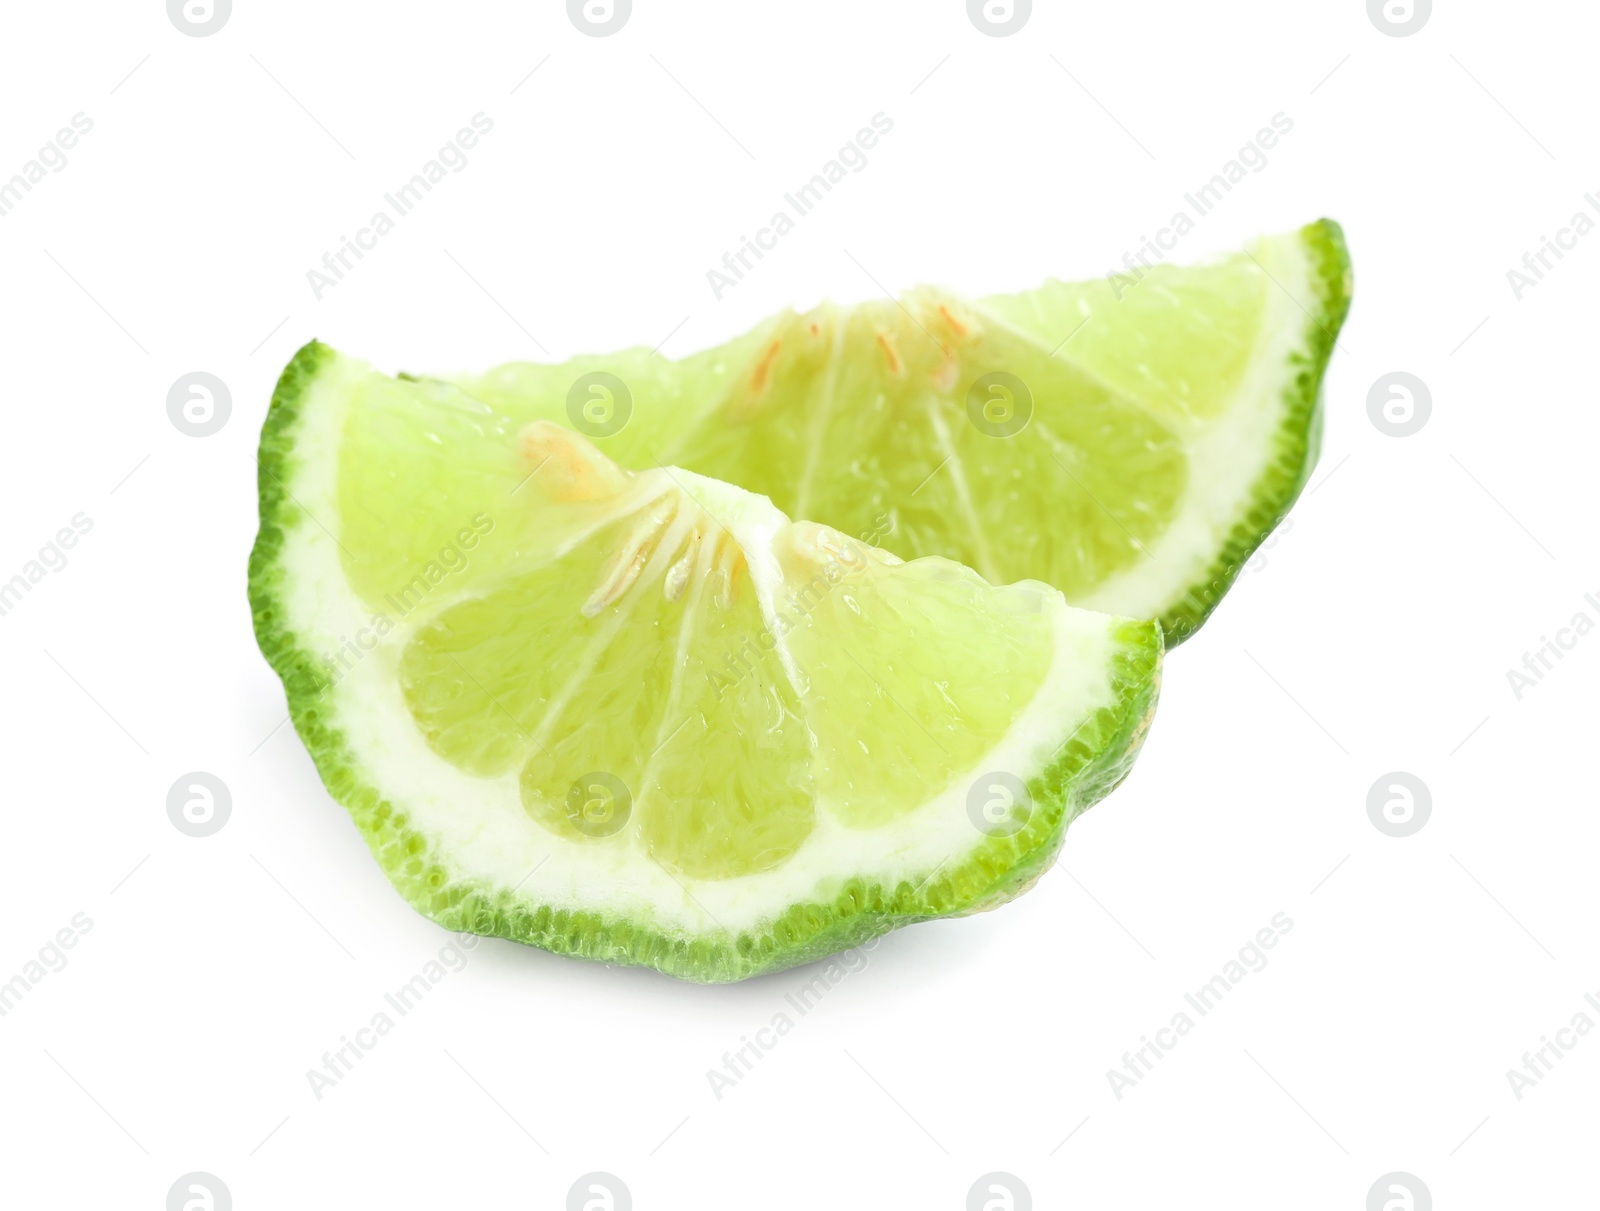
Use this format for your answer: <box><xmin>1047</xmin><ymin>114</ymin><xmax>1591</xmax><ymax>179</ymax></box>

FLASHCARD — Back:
<box><xmin>454</xmin><ymin>221</ymin><xmax>1351</xmax><ymax>643</ymax></box>
<box><xmin>249</xmin><ymin>344</ymin><xmax>1162</xmax><ymax>982</ymax></box>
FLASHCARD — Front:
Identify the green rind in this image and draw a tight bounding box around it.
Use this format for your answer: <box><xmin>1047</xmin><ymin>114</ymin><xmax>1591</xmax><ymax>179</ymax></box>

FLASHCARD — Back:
<box><xmin>1157</xmin><ymin>218</ymin><xmax>1353</xmax><ymax>644</ymax></box>
<box><xmin>248</xmin><ymin>340</ymin><xmax>1163</xmax><ymax>982</ymax></box>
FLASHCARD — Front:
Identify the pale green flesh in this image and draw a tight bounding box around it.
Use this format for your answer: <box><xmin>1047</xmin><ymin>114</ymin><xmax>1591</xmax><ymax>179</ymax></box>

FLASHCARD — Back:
<box><xmin>326</xmin><ymin>364</ymin><xmax>1147</xmax><ymax>886</ymax></box>
<box><xmin>455</xmin><ymin>221</ymin><xmax>1352</xmax><ymax>642</ymax></box>
<box><xmin>336</xmin><ymin>368</ymin><xmax>1065</xmax><ymax>881</ymax></box>
<box><xmin>462</xmin><ymin>301</ymin><xmax>1186</xmax><ymax>599</ymax></box>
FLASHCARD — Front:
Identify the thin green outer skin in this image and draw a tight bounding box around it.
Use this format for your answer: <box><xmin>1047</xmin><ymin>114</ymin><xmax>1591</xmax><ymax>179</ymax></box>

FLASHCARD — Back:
<box><xmin>248</xmin><ymin>341</ymin><xmax>1163</xmax><ymax>983</ymax></box>
<box><xmin>1159</xmin><ymin>219</ymin><xmax>1354</xmax><ymax>644</ymax></box>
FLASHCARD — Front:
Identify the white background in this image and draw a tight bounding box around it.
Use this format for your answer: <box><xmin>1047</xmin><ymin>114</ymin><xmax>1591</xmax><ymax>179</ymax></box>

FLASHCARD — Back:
<box><xmin>0</xmin><ymin>1</ymin><xmax>1592</xmax><ymax>1207</ymax></box>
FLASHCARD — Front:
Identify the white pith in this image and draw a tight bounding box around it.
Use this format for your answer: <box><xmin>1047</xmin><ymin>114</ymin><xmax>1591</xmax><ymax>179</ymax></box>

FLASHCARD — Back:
<box><xmin>275</xmin><ymin>356</ymin><xmax>1130</xmax><ymax>937</ymax></box>
<box><xmin>1068</xmin><ymin>234</ymin><xmax>1317</xmax><ymax>619</ymax></box>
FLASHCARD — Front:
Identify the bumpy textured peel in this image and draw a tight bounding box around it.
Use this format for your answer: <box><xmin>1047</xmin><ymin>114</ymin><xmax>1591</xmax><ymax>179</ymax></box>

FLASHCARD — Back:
<box><xmin>248</xmin><ymin>343</ymin><xmax>1162</xmax><ymax>982</ymax></box>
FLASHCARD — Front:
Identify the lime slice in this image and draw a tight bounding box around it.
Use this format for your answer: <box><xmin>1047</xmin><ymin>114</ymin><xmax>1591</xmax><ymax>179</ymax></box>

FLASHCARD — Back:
<box><xmin>249</xmin><ymin>344</ymin><xmax>1162</xmax><ymax>982</ymax></box>
<box><xmin>458</xmin><ymin>221</ymin><xmax>1351</xmax><ymax>643</ymax></box>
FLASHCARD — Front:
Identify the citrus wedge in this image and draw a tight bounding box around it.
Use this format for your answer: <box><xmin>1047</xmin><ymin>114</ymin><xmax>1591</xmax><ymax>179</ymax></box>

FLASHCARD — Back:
<box><xmin>456</xmin><ymin>220</ymin><xmax>1351</xmax><ymax>643</ymax></box>
<box><xmin>249</xmin><ymin>344</ymin><xmax>1161</xmax><ymax>982</ymax></box>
